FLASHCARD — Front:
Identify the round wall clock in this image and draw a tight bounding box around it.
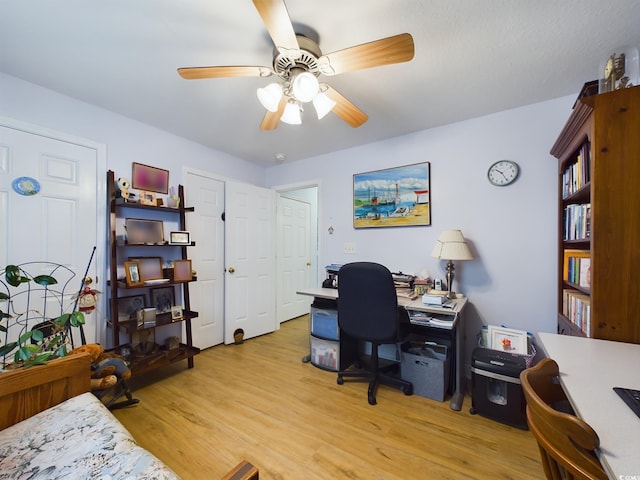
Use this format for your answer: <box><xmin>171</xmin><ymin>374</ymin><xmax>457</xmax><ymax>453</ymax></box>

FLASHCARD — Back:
<box><xmin>487</xmin><ymin>160</ymin><xmax>520</xmax><ymax>186</ymax></box>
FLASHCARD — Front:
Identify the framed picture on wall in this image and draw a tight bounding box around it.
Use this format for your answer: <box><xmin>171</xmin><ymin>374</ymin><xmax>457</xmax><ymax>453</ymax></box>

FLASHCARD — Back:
<box><xmin>353</xmin><ymin>162</ymin><xmax>431</xmax><ymax>229</ymax></box>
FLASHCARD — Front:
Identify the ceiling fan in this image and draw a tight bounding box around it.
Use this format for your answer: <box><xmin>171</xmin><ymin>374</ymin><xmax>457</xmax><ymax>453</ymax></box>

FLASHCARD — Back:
<box><xmin>177</xmin><ymin>0</ymin><xmax>414</xmax><ymax>130</ymax></box>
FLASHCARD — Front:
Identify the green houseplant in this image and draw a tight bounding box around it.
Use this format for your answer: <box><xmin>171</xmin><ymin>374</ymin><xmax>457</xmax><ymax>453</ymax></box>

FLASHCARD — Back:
<box><xmin>0</xmin><ymin>263</ymin><xmax>85</xmax><ymax>369</ymax></box>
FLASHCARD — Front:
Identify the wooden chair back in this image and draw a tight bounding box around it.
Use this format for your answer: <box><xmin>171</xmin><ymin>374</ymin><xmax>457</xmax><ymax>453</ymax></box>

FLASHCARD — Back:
<box><xmin>520</xmin><ymin>358</ymin><xmax>608</xmax><ymax>480</ymax></box>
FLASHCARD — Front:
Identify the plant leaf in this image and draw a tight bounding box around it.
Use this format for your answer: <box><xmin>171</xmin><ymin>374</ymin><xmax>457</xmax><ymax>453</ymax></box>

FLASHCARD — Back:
<box><xmin>0</xmin><ymin>341</ymin><xmax>17</xmax><ymax>356</ymax></box>
<box><xmin>33</xmin><ymin>275</ymin><xmax>57</xmax><ymax>286</ymax></box>
<box><xmin>0</xmin><ymin>292</ymin><xmax>9</xmax><ymax>300</ymax></box>
<box><xmin>5</xmin><ymin>265</ymin><xmax>23</xmax><ymax>287</ymax></box>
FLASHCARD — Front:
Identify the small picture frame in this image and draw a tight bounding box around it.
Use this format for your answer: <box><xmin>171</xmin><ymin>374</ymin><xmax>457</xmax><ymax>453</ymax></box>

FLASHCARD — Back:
<box><xmin>150</xmin><ymin>285</ymin><xmax>175</xmax><ymax>314</ymax></box>
<box><xmin>117</xmin><ymin>294</ymin><xmax>146</xmax><ymax>321</ymax></box>
<box><xmin>171</xmin><ymin>305</ymin><xmax>183</xmax><ymax>321</ymax></box>
<box><xmin>124</xmin><ymin>261</ymin><xmax>144</xmax><ymax>287</ymax></box>
<box><xmin>125</xmin><ymin>218</ymin><xmax>165</xmax><ymax>244</ymax></box>
<box><xmin>140</xmin><ymin>191</ymin><xmax>157</xmax><ymax>206</ymax></box>
<box><xmin>173</xmin><ymin>259</ymin><xmax>193</xmax><ymax>282</ymax></box>
<box><xmin>132</xmin><ymin>162</ymin><xmax>169</xmax><ymax>194</ymax></box>
<box><xmin>169</xmin><ymin>231</ymin><xmax>191</xmax><ymax>245</ymax></box>
<box><xmin>128</xmin><ymin>256</ymin><xmax>163</xmax><ymax>282</ymax></box>
<box><xmin>488</xmin><ymin>325</ymin><xmax>528</xmax><ymax>355</ymax></box>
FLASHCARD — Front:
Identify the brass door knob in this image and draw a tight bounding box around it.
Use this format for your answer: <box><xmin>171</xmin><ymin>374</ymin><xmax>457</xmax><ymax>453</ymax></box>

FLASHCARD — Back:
<box><xmin>228</xmin><ymin>267</ymin><xmax>235</xmax><ymax>273</ymax></box>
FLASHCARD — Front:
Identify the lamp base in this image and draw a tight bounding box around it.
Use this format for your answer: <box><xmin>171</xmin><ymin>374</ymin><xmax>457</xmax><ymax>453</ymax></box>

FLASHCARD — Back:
<box><xmin>446</xmin><ymin>260</ymin><xmax>455</xmax><ymax>300</ymax></box>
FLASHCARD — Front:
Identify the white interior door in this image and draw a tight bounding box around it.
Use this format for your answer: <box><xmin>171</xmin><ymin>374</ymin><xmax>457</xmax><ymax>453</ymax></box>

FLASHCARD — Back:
<box><xmin>276</xmin><ymin>196</ymin><xmax>311</xmax><ymax>323</ymax></box>
<box><xmin>184</xmin><ymin>170</ymin><xmax>225</xmax><ymax>349</ymax></box>
<box><xmin>224</xmin><ymin>181</ymin><xmax>276</xmax><ymax>344</ymax></box>
<box><xmin>0</xmin><ymin>120</ymin><xmax>103</xmax><ymax>345</ymax></box>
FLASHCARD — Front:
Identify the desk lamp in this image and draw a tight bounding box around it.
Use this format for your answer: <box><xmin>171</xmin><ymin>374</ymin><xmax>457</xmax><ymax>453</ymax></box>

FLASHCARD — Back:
<box><xmin>431</xmin><ymin>230</ymin><xmax>473</xmax><ymax>299</ymax></box>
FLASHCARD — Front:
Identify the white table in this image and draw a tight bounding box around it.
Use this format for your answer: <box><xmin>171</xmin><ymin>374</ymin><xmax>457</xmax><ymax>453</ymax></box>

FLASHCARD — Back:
<box><xmin>297</xmin><ymin>288</ymin><xmax>468</xmax><ymax>411</ymax></box>
<box><xmin>536</xmin><ymin>332</ymin><xmax>640</xmax><ymax>479</ymax></box>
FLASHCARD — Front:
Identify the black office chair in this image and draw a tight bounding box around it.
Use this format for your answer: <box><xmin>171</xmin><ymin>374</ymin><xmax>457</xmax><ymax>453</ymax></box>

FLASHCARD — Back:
<box><xmin>336</xmin><ymin>262</ymin><xmax>413</xmax><ymax>405</ymax></box>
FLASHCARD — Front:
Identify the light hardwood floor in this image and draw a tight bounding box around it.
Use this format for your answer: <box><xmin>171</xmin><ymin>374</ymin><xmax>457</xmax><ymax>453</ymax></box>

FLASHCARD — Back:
<box><xmin>113</xmin><ymin>316</ymin><xmax>545</xmax><ymax>479</ymax></box>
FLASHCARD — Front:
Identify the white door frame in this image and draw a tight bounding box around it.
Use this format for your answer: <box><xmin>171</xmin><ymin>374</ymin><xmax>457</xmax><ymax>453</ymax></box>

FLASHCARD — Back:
<box><xmin>0</xmin><ymin>115</ymin><xmax>107</xmax><ymax>344</ymax></box>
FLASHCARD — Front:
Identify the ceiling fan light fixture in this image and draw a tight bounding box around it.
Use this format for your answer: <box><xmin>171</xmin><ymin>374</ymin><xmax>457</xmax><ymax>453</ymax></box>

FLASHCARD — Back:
<box><xmin>257</xmin><ymin>82</ymin><xmax>283</xmax><ymax>112</ymax></box>
<box><xmin>281</xmin><ymin>100</ymin><xmax>302</xmax><ymax>125</ymax></box>
<box><xmin>291</xmin><ymin>71</ymin><xmax>319</xmax><ymax>103</ymax></box>
<box><xmin>312</xmin><ymin>91</ymin><xmax>336</xmax><ymax>119</ymax></box>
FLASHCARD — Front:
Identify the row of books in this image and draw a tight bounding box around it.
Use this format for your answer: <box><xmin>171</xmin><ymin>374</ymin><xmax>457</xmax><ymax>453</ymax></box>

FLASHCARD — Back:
<box><xmin>563</xmin><ymin>203</ymin><xmax>591</xmax><ymax>240</ymax></box>
<box><xmin>562</xmin><ymin>289</ymin><xmax>591</xmax><ymax>336</ymax></box>
<box><xmin>563</xmin><ymin>249</ymin><xmax>591</xmax><ymax>288</ymax></box>
<box><xmin>561</xmin><ymin>142</ymin><xmax>591</xmax><ymax>199</ymax></box>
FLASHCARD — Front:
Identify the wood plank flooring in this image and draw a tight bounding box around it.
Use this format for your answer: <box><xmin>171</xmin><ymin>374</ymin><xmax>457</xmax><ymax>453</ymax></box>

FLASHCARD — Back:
<box><xmin>113</xmin><ymin>316</ymin><xmax>545</xmax><ymax>479</ymax></box>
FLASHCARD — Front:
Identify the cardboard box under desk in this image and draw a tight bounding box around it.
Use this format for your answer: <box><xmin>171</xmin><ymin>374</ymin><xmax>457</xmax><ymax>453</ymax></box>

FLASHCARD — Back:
<box><xmin>401</xmin><ymin>342</ymin><xmax>449</xmax><ymax>402</ymax></box>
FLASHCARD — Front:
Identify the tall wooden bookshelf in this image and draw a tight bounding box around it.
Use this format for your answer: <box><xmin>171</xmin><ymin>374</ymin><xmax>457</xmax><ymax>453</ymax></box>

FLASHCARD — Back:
<box><xmin>550</xmin><ymin>86</ymin><xmax>640</xmax><ymax>343</ymax></box>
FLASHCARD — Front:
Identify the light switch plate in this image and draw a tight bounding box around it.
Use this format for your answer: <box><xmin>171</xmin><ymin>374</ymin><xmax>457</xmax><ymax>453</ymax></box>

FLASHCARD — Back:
<box><xmin>343</xmin><ymin>242</ymin><xmax>356</xmax><ymax>254</ymax></box>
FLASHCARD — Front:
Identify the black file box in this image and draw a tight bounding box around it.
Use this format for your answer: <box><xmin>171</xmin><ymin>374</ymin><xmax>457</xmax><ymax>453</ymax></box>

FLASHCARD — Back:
<box><xmin>470</xmin><ymin>347</ymin><xmax>528</xmax><ymax>429</ymax></box>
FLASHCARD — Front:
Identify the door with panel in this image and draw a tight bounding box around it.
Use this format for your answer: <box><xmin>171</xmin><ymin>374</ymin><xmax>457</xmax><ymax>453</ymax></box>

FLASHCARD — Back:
<box><xmin>276</xmin><ymin>195</ymin><xmax>311</xmax><ymax>323</ymax></box>
<box><xmin>184</xmin><ymin>170</ymin><xmax>225</xmax><ymax>349</ymax></box>
<box><xmin>224</xmin><ymin>181</ymin><xmax>277</xmax><ymax>344</ymax></box>
<box><xmin>0</xmin><ymin>122</ymin><xmax>102</xmax><ymax>344</ymax></box>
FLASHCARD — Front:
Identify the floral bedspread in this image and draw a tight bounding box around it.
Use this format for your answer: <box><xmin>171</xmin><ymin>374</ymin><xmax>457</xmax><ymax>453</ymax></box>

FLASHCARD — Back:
<box><xmin>0</xmin><ymin>392</ymin><xmax>180</xmax><ymax>479</ymax></box>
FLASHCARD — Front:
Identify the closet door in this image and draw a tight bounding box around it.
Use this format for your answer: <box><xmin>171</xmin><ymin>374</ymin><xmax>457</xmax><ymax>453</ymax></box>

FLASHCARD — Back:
<box><xmin>184</xmin><ymin>170</ymin><xmax>225</xmax><ymax>349</ymax></box>
<box><xmin>224</xmin><ymin>181</ymin><xmax>276</xmax><ymax>344</ymax></box>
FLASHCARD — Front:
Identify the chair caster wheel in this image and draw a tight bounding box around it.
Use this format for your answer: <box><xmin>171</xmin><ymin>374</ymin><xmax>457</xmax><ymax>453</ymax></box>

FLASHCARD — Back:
<box><xmin>470</xmin><ymin>407</ymin><xmax>477</xmax><ymax>415</ymax></box>
<box><xmin>368</xmin><ymin>395</ymin><xmax>377</xmax><ymax>406</ymax></box>
<box><xmin>337</xmin><ymin>375</ymin><xmax>344</xmax><ymax>385</ymax></box>
<box><xmin>402</xmin><ymin>385</ymin><xmax>413</xmax><ymax>396</ymax></box>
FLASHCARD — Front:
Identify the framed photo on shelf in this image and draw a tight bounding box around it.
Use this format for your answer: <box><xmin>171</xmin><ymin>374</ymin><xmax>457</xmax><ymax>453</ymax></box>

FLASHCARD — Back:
<box><xmin>171</xmin><ymin>305</ymin><xmax>183</xmax><ymax>321</ymax></box>
<box><xmin>128</xmin><ymin>256</ymin><xmax>163</xmax><ymax>282</ymax></box>
<box><xmin>124</xmin><ymin>261</ymin><xmax>144</xmax><ymax>287</ymax></box>
<box><xmin>169</xmin><ymin>231</ymin><xmax>191</xmax><ymax>245</ymax></box>
<box><xmin>488</xmin><ymin>325</ymin><xmax>528</xmax><ymax>355</ymax></box>
<box><xmin>150</xmin><ymin>285</ymin><xmax>175</xmax><ymax>314</ymax></box>
<box><xmin>173</xmin><ymin>259</ymin><xmax>192</xmax><ymax>282</ymax></box>
<box><xmin>117</xmin><ymin>294</ymin><xmax>146</xmax><ymax>321</ymax></box>
<box><xmin>125</xmin><ymin>218</ymin><xmax>165</xmax><ymax>244</ymax></box>
<box><xmin>139</xmin><ymin>191</ymin><xmax>157</xmax><ymax>206</ymax></box>
<box><xmin>132</xmin><ymin>162</ymin><xmax>169</xmax><ymax>194</ymax></box>
<box><xmin>353</xmin><ymin>162</ymin><xmax>431</xmax><ymax>229</ymax></box>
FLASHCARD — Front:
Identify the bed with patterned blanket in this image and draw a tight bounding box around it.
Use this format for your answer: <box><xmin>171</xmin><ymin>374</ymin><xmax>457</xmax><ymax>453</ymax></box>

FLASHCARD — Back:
<box><xmin>0</xmin><ymin>353</ymin><xmax>258</xmax><ymax>480</ymax></box>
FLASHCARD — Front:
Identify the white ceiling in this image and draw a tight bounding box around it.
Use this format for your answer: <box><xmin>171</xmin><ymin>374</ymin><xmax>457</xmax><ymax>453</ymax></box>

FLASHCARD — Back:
<box><xmin>1</xmin><ymin>1</ymin><xmax>639</xmax><ymax>167</ymax></box>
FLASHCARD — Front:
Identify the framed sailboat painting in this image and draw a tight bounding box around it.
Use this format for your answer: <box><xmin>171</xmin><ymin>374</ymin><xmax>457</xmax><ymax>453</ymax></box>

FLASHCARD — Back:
<box><xmin>353</xmin><ymin>162</ymin><xmax>430</xmax><ymax>229</ymax></box>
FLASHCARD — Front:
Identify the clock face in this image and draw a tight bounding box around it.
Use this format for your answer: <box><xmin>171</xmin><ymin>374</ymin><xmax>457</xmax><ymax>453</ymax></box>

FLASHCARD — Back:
<box><xmin>488</xmin><ymin>160</ymin><xmax>519</xmax><ymax>186</ymax></box>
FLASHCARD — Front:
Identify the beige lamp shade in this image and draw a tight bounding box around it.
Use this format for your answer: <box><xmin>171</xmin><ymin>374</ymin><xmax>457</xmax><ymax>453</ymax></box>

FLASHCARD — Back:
<box><xmin>431</xmin><ymin>230</ymin><xmax>473</xmax><ymax>260</ymax></box>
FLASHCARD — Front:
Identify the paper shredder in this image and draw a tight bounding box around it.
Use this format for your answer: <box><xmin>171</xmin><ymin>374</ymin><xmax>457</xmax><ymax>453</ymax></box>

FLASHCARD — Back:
<box><xmin>469</xmin><ymin>347</ymin><xmax>528</xmax><ymax>429</ymax></box>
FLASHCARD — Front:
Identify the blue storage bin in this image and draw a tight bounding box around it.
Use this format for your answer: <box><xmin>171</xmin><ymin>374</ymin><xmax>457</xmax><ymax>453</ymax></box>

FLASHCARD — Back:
<box><xmin>311</xmin><ymin>306</ymin><xmax>339</xmax><ymax>340</ymax></box>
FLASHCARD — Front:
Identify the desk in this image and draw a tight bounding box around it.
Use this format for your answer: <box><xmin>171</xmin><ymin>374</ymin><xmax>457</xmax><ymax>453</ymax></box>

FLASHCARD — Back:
<box><xmin>536</xmin><ymin>332</ymin><xmax>640</xmax><ymax>479</ymax></box>
<box><xmin>297</xmin><ymin>288</ymin><xmax>468</xmax><ymax>411</ymax></box>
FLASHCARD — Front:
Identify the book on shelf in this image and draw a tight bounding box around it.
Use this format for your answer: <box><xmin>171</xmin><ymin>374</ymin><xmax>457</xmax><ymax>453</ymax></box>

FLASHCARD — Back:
<box><xmin>563</xmin><ymin>203</ymin><xmax>591</xmax><ymax>240</ymax></box>
<box><xmin>563</xmin><ymin>249</ymin><xmax>590</xmax><ymax>284</ymax></box>
<box><xmin>562</xmin><ymin>289</ymin><xmax>591</xmax><ymax>335</ymax></box>
<box><xmin>578</xmin><ymin>258</ymin><xmax>591</xmax><ymax>288</ymax></box>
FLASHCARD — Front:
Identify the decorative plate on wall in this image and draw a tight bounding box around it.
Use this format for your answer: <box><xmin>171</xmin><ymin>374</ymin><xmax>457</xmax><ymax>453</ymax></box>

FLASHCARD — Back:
<box><xmin>11</xmin><ymin>176</ymin><xmax>41</xmax><ymax>196</ymax></box>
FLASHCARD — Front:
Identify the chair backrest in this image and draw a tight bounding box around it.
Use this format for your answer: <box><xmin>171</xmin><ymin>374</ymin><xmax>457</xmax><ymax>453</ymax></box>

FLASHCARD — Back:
<box><xmin>520</xmin><ymin>358</ymin><xmax>608</xmax><ymax>480</ymax></box>
<box><xmin>337</xmin><ymin>262</ymin><xmax>398</xmax><ymax>342</ymax></box>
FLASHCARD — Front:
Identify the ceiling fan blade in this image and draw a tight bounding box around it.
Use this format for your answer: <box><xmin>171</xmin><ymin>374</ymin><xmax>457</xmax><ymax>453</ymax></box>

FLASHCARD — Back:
<box><xmin>324</xmin><ymin>86</ymin><xmax>368</xmax><ymax>128</ymax></box>
<box><xmin>177</xmin><ymin>66</ymin><xmax>273</xmax><ymax>80</ymax></box>
<box><xmin>252</xmin><ymin>0</ymin><xmax>301</xmax><ymax>59</ymax></box>
<box><xmin>259</xmin><ymin>95</ymin><xmax>288</xmax><ymax>130</ymax></box>
<box><xmin>318</xmin><ymin>33</ymin><xmax>414</xmax><ymax>76</ymax></box>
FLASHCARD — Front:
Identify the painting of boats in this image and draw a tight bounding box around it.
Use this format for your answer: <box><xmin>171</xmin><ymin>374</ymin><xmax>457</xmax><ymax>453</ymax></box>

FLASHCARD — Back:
<box><xmin>353</xmin><ymin>162</ymin><xmax>431</xmax><ymax>228</ymax></box>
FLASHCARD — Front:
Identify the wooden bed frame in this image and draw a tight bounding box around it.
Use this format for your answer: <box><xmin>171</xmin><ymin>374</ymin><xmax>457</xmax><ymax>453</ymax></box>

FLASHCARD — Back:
<box><xmin>0</xmin><ymin>353</ymin><xmax>91</xmax><ymax>431</ymax></box>
<box><xmin>0</xmin><ymin>353</ymin><xmax>259</xmax><ymax>479</ymax></box>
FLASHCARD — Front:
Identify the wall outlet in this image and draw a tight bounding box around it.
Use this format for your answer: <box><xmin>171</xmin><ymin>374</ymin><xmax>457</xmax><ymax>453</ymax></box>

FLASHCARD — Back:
<box><xmin>343</xmin><ymin>242</ymin><xmax>356</xmax><ymax>254</ymax></box>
